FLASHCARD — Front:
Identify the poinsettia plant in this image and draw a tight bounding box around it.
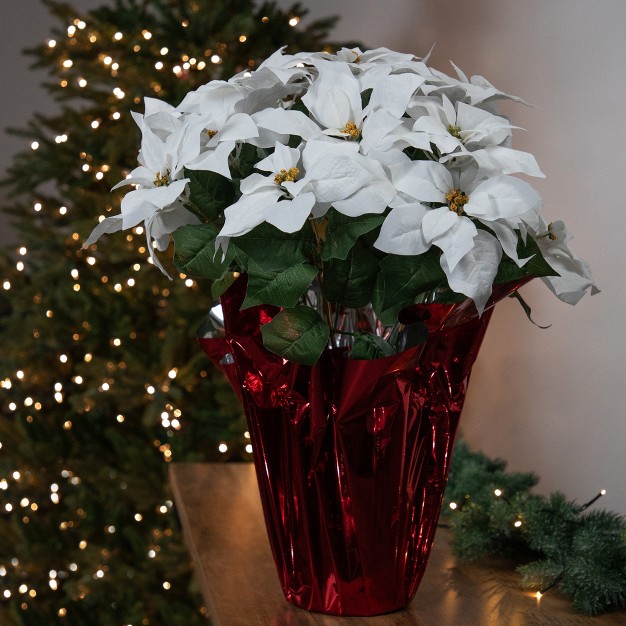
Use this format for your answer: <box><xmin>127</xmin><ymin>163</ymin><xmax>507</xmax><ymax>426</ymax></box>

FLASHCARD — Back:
<box><xmin>86</xmin><ymin>46</ymin><xmax>597</xmax><ymax>365</ymax></box>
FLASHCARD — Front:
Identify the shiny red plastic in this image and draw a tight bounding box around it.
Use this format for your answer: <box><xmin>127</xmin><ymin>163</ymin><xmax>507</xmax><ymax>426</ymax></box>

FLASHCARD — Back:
<box><xmin>199</xmin><ymin>277</ymin><xmax>526</xmax><ymax>616</ymax></box>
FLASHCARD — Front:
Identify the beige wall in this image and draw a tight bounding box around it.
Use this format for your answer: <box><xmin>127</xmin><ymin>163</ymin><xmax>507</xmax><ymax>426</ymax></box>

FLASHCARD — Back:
<box><xmin>284</xmin><ymin>0</ymin><xmax>626</xmax><ymax>513</ymax></box>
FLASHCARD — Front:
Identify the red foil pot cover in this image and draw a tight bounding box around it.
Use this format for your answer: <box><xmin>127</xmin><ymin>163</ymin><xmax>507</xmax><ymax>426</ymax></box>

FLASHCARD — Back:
<box><xmin>199</xmin><ymin>277</ymin><xmax>527</xmax><ymax>616</ymax></box>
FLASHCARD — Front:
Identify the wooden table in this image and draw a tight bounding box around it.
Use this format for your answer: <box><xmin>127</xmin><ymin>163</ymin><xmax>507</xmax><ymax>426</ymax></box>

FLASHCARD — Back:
<box><xmin>170</xmin><ymin>463</ymin><xmax>625</xmax><ymax>626</ymax></box>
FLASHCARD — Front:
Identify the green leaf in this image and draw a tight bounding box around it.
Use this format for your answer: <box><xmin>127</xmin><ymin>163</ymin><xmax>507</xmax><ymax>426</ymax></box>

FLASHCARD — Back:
<box><xmin>351</xmin><ymin>332</ymin><xmax>396</xmax><ymax>360</ymax></box>
<box><xmin>172</xmin><ymin>223</ymin><xmax>232</xmax><ymax>280</ymax></box>
<box><xmin>373</xmin><ymin>248</ymin><xmax>446</xmax><ymax>325</ymax></box>
<box><xmin>322</xmin><ymin>241</ymin><xmax>379</xmax><ymax>307</ymax></box>
<box><xmin>211</xmin><ymin>272</ymin><xmax>238</xmax><ymax>300</ymax></box>
<box><xmin>260</xmin><ymin>306</ymin><xmax>330</xmax><ymax>366</ymax></box>
<box><xmin>242</xmin><ymin>262</ymin><xmax>318</xmax><ymax>309</ymax></box>
<box><xmin>230</xmin><ymin>222</ymin><xmax>316</xmax><ymax>272</ymax></box>
<box><xmin>495</xmin><ymin>234</ymin><xmax>559</xmax><ymax>284</ymax></box>
<box><xmin>184</xmin><ymin>167</ymin><xmax>236</xmax><ymax>222</ymax></box>
<box><xmin>321</xmin><ymin>209</ymin><xmax>385</xmax><ymax>261</ymax></box>
<box><xmin>232</xmin><ymin>143</ymin><xmax>265</xmax><ymax>179</ymax></box>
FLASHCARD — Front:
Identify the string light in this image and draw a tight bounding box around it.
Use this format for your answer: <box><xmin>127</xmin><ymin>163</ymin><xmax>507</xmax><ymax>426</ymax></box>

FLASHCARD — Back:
<box><xmin>113</xmin><ymin>32</ymin><xmax>123</xmax><ymax>41</ymax></box>
<box><xmin>31</xmin><ymin>141</ymin><xmax>39</xmax><ymax>150</ymax></box>
<box><xmin>288</xmin><ymin>16</ymin><xmax>300</xmax><ymax>26</ymax></box>
<box><xmin>48</xmin><ymin>40</ymin><xmax>57</xmax><ymax>48</ymax></box>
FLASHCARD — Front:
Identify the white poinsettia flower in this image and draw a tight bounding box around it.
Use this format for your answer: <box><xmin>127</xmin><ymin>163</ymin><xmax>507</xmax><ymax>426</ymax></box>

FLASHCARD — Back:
<box><xmin>408</xmin><ymin>94</ymin><xmax>515</xmax><ymax>156</ymax></box>
<box><xmin>299</xmin><ymin>138</ymin><xmax>396</xmax><ymax>218</ymax></box>
<box><xmin>301</xmin><ymin>59</ymin><xmax>364</xmax><ymax>139</ymax></box>
<box><xmin>376</xmin><ymin>160</ymin><xmax>541</xmax><ymax>270</ymax></box>
<box><xmin>442</xmin><ymin>229</ymin><xmax>503</xmax><ymax>314</ymax></box>
<box><xmin>84</xmin><ymin>108</ymin><xmax>202</xmax><ymax>273</ymax></box>
<box><xmin>218</xmin><ymin>142</ymin><xmax>315</xmax><ymax>239</ymax></box>
<box><xmin>238</xmin><ymin>46</ymin><xmax>316</xmax><ymax>86</ymax></box>
<box><xmin>530</xmin><ymin>220</ymin><xmax>599</xmax><ymax>304</ymax></box>
<box><xmin>359</xmin><ymin>66</ymin><xmax>425</xmax><ymax>119</ymax></box>
<box><xmin>422</xmin><ymin>61</ymin><xmax>529</xmax><ymax>108</ymax></box>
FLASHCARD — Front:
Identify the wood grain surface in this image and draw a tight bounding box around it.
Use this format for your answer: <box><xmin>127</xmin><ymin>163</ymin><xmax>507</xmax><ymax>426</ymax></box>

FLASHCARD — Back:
<box><xmin>170</xmin><ymin>463</ymin><xmax>625</xmax><ymax>626</ymax></box>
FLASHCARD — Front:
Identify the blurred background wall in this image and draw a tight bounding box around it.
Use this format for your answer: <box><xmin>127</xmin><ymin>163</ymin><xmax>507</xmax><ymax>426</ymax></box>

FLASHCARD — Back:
<box><xmin>2</xmin><ymin>0</ymin><xmax>624</xmax><ymax>513</ymax></box>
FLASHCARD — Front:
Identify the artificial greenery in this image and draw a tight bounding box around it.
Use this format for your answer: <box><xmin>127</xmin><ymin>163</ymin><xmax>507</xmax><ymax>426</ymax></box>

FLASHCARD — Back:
<box><xmin>444</xmin><ymin>441</ymin><xmax>626</xmax><ymax>616</ymax></box>
<box><xmin>0</xmin><ymin>1</ymin><xmax>347</xmax><ymax>624</ymax></box>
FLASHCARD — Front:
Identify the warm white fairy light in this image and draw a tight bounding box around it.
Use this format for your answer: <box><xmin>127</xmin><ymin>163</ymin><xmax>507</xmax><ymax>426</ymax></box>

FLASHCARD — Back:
<box><xmin>163</xmin><ymin>581</ymin><xmax>171</xmax><ymax>590</ymax></box>
<box><xmin>134</xmin><ymin>513</ymin><xmax>142</xmax><ymax>522</ymax></box>
<box><xmin>197</xmin><ymin>60</ymin><xmax>206</xmax><ymax>70</ymax></box>
<box><xmin>288</xmin><ymin>16</ymin><xmax>300</xmax><ymax>26</ymax></box>
<box><xmin>113</xmin><ymin>87</ymin><xmax>125</xmax><ymax>99</ymax></box>
<box><xmin>494</xmin><ymin>488</ymin><xmax>502</xmax><ymax>497</ymax></box>
<box><xmin>167</xmin><ymin>368</ymin><xmax>177</xmax><ymax>379</ymax></box>
<box><xmin>59</xmin><ymin>206</ymin><xmax>67</xmax><ymax>215</ymax></box>
<box><xmin>148</xmin><ymin>549</ymin><xmax>156</xmax><ymax>558</ymax></box>
<box><xmin>116</xmin><ymin>414</ymin><xmax>125</xmax><ymax>423</ymax></box>
<box><xmin>154</xmin><ymin>61</ymin><xmax>164</xmax><ymax>70</ymax></box>
<box><xmin>76</xmin><ymin>20</ymin><xmax>86</xmax><ymax>29</ymax></box>
<box><xmin>210</xmin><ymin>54</ymin><xmax>222</xmax><ymax>64</ymax></box>
<box><xmin>34</xmin><ymin>202</ymin><xmax>42</xmax><ymax>211</ymax></box>
<box><xmin>218</xmin><ymin>443</ymin><xmax>228</xmax><ymax>453</ymax></box>
<box><xmin>59</xmin><ymin>354</ymin><xmax>68</xmax><ymax>363</ymax></box>
<box><xmin>146</xmin><ymin>385</ymin><xmax>155</xmax><ymax>394</ymax></box>
<box><xmin>78</xmin><ymin>78</ymin><xmax>87</xmax><ymax>88</ymax></box>
<box><xmin>4</xmin><ymin>504</ymin><xmax>12</xmax><ymax>512</ymax></box>
<box><xmin>114</xmin><ymin>32</ymin><xmax>123</xmax><ymax>41</ymax></box>
<box><xmin>112</xmin><ymin>111</ymin><xmax>121</xmax><ymax>120</ymax></box>
<box><xmin>31</xmin><ymin>141</ymin><xmax>39</xmax><ymax>150</ymax></box>
<box><xmin>91</xmin><ymin>120</ymin><xmax>100</xmax><ymax>129</ymax></box>
<box><xmin>245</xmin><ymin>444</ymin><xmax>253</xmax><ymax>454</ymax></box>
<box><xmin>514</xmin><ymin>520</ymin><xmax>523</xmax><ymax>528</ymax></box>
<box><xmin>62</xmin><ymin>59</ymin><xmax>73</xmax><ymax>68</ymax></box>
<box><xmin>111</xmin><ymin>62</ymin><xmax>119</xmax><ymax>71</ymax></box>
<box><xmin>48</xmin><ymin>39</ymin><xmax>57</xmax><ymax>48</ymax></box>
<box><xmin>95</xmin><ymin>172</ymin><xmax>104</xmax><ymax>180</ymax></box>
<box><xmin>67</xmin><ymin>25</ymin><xmax>76</xmax><ymax>37</ymax></box>
<box><xmin>2</xmin><ymin>280</ymin><xmax>11</xmax><ymax>290</ymax></box>
<box><xmin>449</xmin><ymin>501</ymin><xmax>458</xmax><ymax>510</ymax></box>
<box><xmin>82</xmin><ymin>164</ymin><xmax>90</xmax><ymax>172</ymax></box>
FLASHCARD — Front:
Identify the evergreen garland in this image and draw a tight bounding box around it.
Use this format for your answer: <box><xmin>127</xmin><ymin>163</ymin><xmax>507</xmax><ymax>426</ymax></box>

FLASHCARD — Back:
<box><xmin>444</xmin><ymin>441</ymin><xmax>626</xmax><ymax>616</ymax></box>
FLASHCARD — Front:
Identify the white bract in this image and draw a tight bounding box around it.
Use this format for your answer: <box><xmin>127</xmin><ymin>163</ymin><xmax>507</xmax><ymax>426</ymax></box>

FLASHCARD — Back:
<box><xmin>87</xmin><ymin>46</ymin><xmax>596</xmax><ymax>313</ymax></box>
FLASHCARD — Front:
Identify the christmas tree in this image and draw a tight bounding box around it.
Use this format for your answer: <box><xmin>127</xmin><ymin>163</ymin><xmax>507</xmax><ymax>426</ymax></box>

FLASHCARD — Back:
<box><xmin>0</xmin><ymin>1</ymin><xmax>348</xmax><ymax>623</ymax></box>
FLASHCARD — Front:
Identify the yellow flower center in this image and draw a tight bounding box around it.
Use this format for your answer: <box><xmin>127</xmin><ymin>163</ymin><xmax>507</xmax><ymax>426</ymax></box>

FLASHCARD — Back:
<box><xmin>340</xmin><ymin>121</ymin><xmax>360</xmax><ymax>139</ymax></box>
<box><xmin>447</xmin><ymin>124</ymin><xmax>462</xmax><ymax>140</ymax></box>
<box><xmin>446</xmin><ymin>188</ymin><xmax>469</xmax><ymax>215</ymax></box>
<box><xmin>547</xmin><ymin>222</ymin><xmax>558</xmax><ymax>240</ymax></box>
<box><xmin>153</xmin><ymin>170</ymin><xmax>170</xmax><ymax>187</ymax></box>
<box><xmin>206</xmin><ymin>129</ymin><xmax>218</xmax><ymax>138</ymax></box>
<box><xmin>274</xmin><ymin>167</ymin><xmax>299</xmax><ymax>185</ymax></box>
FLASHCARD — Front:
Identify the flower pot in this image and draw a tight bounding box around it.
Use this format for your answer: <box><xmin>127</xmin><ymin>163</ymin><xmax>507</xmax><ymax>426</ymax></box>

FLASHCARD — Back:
<box><xmin>199</xmin><ymin>276</ymin><xmax>524</xmax><ymax>616</ymax></box>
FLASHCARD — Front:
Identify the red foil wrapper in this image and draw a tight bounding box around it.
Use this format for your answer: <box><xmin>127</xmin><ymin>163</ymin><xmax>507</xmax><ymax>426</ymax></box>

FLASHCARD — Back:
<box><xmin>199</xmin><ymin>277</ymin><xmax>527</xmax><ymax>616</ymax></box>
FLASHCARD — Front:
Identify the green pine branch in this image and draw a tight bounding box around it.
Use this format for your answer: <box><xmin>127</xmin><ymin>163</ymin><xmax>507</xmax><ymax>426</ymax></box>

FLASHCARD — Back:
<box><xmin>444</xmin><ymin>440</ymin><xmax>626</xmax><ymax>616</ymax></box>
